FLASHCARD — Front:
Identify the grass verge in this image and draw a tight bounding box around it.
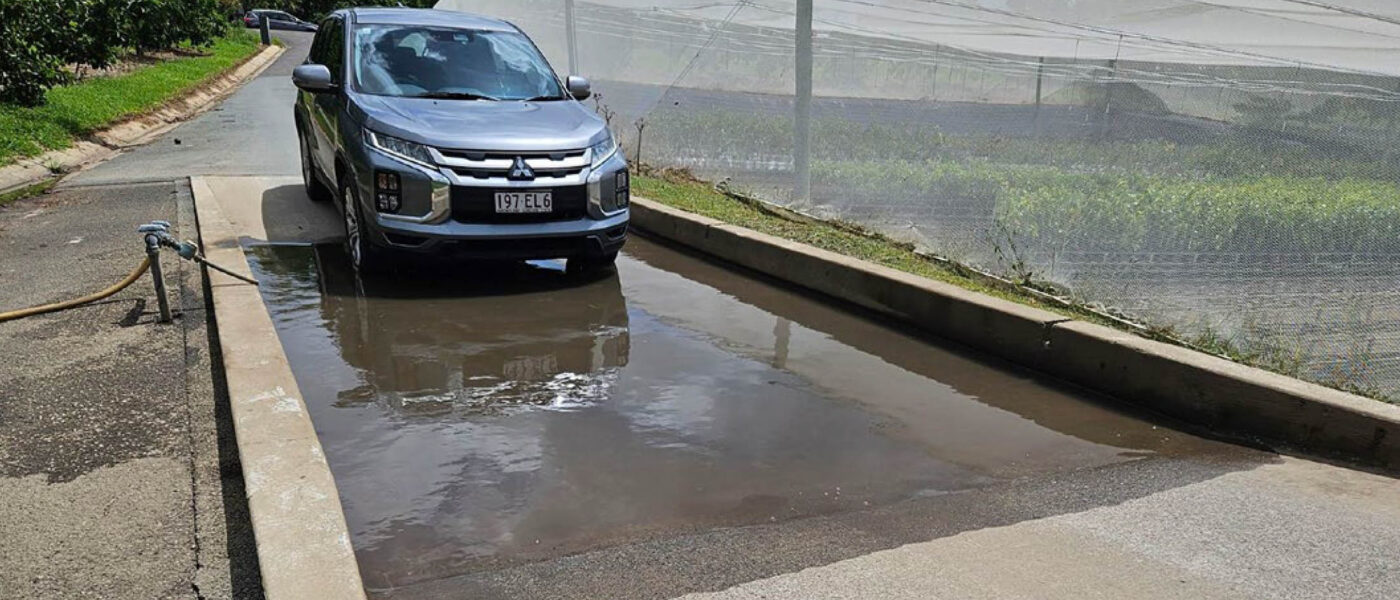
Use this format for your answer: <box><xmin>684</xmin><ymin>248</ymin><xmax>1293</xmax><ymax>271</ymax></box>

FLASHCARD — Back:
<box><xmin>0</xmin><ymin>30</ymin><xmax>262</xmax><ymax>167</ymax></box>
<box><xmin>633</xmin><ymin>168</ymin><xmax>1396</xmax><ymax>405</ymax></box>
<box><xmin>634</xmin><ymin>168</ymin><xmax>1103</xmax><ymax>319</ymax></box>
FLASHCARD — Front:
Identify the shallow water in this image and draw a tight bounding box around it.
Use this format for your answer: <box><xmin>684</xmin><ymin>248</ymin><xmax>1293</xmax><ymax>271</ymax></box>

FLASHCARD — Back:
<box><xmin>248</xmin><ymin>237</ymin><xmax>1216</xmax><ymax>590</ymax></box>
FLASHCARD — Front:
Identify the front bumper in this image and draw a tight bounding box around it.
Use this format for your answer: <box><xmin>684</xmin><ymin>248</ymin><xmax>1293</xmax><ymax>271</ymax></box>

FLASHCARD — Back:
<box><xmin>355</xmin><ymin>140</ymin><xmax>629</xmax><ymax>259</ymax></box>
<box><xmin>374</xmin><ymin>211</ymin><xmax>629</xmax><ymax>259</ymax></box>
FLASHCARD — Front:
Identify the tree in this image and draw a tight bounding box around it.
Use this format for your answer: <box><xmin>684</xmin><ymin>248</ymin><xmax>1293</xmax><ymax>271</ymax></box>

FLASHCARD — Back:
<box><xmin>0</xmin><ymin>0</ymin><xmax>74</xmax><ymax>105</ymax></box>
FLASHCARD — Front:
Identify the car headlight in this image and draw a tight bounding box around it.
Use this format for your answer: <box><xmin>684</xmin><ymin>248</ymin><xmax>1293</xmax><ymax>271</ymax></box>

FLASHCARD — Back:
<box><xmin>589</xmin><ymin>133</ymin><xmax>618</xmax><ymax>167</ymax></box>
<box><xmin>365</xmin><ymin>129</ymin><xmax>435</xmax><ymax>168</ymax></box>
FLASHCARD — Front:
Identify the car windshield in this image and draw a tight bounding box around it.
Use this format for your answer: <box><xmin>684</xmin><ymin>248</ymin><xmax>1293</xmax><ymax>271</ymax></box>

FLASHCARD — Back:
<box><xmin>352</xmin><ymin>25</ymin><xmax>565</xmax><ymax>101</ymax></box>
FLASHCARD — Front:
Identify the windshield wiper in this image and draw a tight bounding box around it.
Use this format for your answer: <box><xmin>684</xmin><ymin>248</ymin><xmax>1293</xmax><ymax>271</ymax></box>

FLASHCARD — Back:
<box><xmin>521</xmin><ymin>94</ymin><xmax>567</xmax><ymax>101</ymax></box>
<box><xmin>414</xmin><ymin>92</ymin><xmax>499</xmax><ymax>101</ymax></box>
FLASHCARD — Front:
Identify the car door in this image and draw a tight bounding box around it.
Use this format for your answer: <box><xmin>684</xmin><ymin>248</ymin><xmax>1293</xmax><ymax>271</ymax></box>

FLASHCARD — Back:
<box><xmin>308</xmin><ymin>16</ymin><xmax>345</xmax><ymax>186</ymax></box>
<box><xmin>268</xmin><ymin>11</ymin><xmax>297</xmax><ymax>31</ymax></box>
<box><xmin>300</xmin><ymin>22</ymin><xmax>326</xmax><ymax>179</ymax></box>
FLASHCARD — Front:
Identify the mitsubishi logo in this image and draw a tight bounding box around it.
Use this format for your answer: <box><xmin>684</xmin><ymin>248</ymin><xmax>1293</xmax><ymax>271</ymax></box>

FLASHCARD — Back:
<box><xmin>507</xmin><ymin>156</ymin><xmax>535</xmax><ymax>180</ymax></box>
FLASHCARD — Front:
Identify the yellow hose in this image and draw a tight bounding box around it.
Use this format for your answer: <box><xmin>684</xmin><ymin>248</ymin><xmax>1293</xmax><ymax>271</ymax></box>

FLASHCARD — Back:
<box><xmin>0</xmin><ymin>257</ymin><xmax>151</xmax><ymax>323</ymax></box>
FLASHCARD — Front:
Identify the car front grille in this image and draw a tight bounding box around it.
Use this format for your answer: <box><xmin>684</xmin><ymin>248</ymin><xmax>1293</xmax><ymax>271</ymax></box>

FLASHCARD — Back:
<box><xmin>436</xmin><ymin>149</ymin><xmax>591</xmax><ymax>181</ymax></box>
<box><xmin>450</xmin><ymin>185</ymin><xmax>588</xmax><ymax>224</ymax></box>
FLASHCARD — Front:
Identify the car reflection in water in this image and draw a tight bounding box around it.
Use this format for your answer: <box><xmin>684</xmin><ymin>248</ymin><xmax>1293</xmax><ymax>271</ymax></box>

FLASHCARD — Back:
<box><xmin>312</xmin><ymin>245</ymin><xmax>629</xmax><ymax>417</ymax></box>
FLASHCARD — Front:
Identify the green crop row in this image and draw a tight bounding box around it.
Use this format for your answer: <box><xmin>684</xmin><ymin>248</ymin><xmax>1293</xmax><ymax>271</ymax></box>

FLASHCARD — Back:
<box><xmin>813</xmin><ymin>158</ymin><xmax>1400</xmax><ymax>255</ymax></box>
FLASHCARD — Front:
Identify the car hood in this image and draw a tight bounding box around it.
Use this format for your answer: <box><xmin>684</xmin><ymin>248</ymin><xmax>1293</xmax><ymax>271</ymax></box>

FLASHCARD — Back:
<box><xmin>350</xmin><ymin>93</ymin><xmax>608</xmax><ymax>152</ymax></box>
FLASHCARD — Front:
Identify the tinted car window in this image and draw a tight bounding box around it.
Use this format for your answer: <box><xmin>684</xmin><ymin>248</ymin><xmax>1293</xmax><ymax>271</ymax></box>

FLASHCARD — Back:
<box><xmin>352</xmin><ymin>25</ymin><xmax>563</xmax><ymax>100</ymax></box>
<box><xmin>308</xmin><ymin>22</ymin><xmax>329</xmax><ymax>64</ymax></box>
<box><xmin>323</xmin><ymin>18</ymin><xmax>344</xmax><ymax>81</ymax></box>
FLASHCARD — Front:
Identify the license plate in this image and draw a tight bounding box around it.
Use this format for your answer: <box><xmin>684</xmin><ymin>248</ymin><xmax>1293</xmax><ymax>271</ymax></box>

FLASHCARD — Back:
<box><xmin>494</xmin><ymin>191</ymin><xmax>552</xmax><ymax>213</ymax></box>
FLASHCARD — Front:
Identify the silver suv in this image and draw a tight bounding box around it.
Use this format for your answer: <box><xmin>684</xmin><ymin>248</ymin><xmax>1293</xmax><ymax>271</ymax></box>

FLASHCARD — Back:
<box><xmin>292</xmin><ymin>7</ymin><xmax>628</xmax><ymax>272</ymax></box>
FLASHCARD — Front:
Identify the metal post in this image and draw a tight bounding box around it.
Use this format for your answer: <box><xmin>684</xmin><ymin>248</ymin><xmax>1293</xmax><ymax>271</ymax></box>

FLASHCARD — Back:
<box><xmin>145</xmin><ymin>234</ymin><xmax>172</xmax><ymax>324</ymax></box>
<box><xmin>1104</xmin><ymin>58</ymin><xmax>1117</xmax><ymax>116</ymax></box>
<box><xmin>794</xmin><ymin>0</ymin><xmax>813</xmax><ymax>203</ymax></box>
<box><xmin>1034</xmin><ymin>56</ymin><xmax>1044</xmax><ymax>136</ymax></box>
<box><xmin>259</xmin><ymin>16</ymin><xmax>271</xmax><ymax>46</ymax></box>
<box><xmin>930</xmin><ymin>44</ymin><xmax>939</xmax><ymax>101</ymax></box>
<box><xmin>564</xmin><ymin>0</ymin><xmax>579</xmax><ymax>75</ymax></box>
<box><xmin>1098</xmin><ymin>58</ymin><xmax>1117</xmax><ymax>140</ymax></box>
<box><xmin>1035</xmin><ymin>57</ymin><xmax>1044</xmax><ymax>109</ymax></box>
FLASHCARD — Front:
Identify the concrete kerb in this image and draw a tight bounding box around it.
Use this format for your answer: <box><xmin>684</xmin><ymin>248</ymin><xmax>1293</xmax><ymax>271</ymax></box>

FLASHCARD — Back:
<box><xmin>0</xmin><ymin>43</ymin><xmax>285</xmax><ymax>197</ymax></box>
<box><xmin>191</xmin><ymin>176</ymin><xmax>367</xmax><ymax>600</ymax></box>
<box><xmin>629</xmin><ymin>196</ymin><xmax>1400</xmax><ymax>469</ymax></box>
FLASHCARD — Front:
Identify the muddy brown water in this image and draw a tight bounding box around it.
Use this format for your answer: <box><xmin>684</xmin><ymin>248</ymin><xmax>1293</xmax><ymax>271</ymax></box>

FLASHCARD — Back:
<box><xmin>246</xmin><ymin>237</ymin><xmax>1225</xmax><ymax>593</ymax></box>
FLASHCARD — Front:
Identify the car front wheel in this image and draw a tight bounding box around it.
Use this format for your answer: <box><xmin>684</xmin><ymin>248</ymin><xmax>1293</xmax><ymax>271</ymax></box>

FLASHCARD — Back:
<box><xmin>342</xmin><ymin>182</ymin><xmax>386</xmax><ymax>273</ymax></box>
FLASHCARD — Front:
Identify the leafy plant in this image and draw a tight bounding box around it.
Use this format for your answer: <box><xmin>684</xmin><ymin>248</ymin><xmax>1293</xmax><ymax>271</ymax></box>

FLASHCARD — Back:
<box><xmin>1</xmin><ymin>0</ymin><xmax>234</xmax><ymax>106</ymax></box>
<box><xmin>66</xmin><ymin>0</ymin><xmax>132</xmax><ymax>73</ymax></box>
<box><xmin>0</xmin><ymin>0</ymin><xmax>73</xmax><ymax>106</ymax></box>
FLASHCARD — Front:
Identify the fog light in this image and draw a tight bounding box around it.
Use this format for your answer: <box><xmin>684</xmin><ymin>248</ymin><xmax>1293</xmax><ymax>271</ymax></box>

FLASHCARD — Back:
<box><xmin>374</xmin><ymin>171</ymin><xmax>400</xmax><ymax>213</ymax></box>
<box><xmin>615</xmin><ymin>170</ymin><xmax>630</xmax><ymax>209</ymax></box>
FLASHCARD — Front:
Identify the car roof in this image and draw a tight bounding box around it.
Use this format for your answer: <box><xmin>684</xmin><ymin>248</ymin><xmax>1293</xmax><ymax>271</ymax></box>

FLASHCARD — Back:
<box><xmin>346</xmin><ymin>7</ymin><xmax>515</xmax><ymax>31</ymax></box>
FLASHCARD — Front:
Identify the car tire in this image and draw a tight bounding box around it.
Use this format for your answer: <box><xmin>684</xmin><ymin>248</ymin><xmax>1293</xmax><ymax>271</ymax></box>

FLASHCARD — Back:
<box><xmin>567</xmin><ymin>250</ymin><xmax>619</xmax><ymax>276</ymax></box>
<box><xmin>341</xmin><ymin>181</ymin><xmax>387</xmax><ymax>274</ymax></box>
<box><xmin>300</xmin><ymin>133</ymin><xmax>332</xmax><ymax>203</ymax></box>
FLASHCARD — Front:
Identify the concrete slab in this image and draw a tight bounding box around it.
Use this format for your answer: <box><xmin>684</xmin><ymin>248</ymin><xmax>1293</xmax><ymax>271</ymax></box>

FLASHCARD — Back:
<box><xmin>680</xmin><ymin>457</ymin><xmax>1400</xmax><ymax>600</ymax></box>
<box><xmin>200</xmin><ymin>175</ymin><xmax>342</xmax><ymax>244</ymax></box>
<box><xmin>192</xmin><ymin>175</ymin><xmax>365</xmax><ymax>600</ymax></box>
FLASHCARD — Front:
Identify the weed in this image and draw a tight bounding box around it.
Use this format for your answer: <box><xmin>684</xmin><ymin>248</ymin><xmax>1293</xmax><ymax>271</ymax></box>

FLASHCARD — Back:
<box><xmin>0</xmin><ymin>179</ymin><xmax>58</xmax><ymax>208</ymax></box>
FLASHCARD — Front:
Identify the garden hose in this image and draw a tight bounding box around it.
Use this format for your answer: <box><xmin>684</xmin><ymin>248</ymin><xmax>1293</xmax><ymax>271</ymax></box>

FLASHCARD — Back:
<box><xmin>0</xmin><ymin>257</ymin><xmax>152</xmax><ymax>324</ymax></box>
<box><xmin>0</xmin><ymin>220</ymin><xmax>258</xmax><ymax>324</ymax></box>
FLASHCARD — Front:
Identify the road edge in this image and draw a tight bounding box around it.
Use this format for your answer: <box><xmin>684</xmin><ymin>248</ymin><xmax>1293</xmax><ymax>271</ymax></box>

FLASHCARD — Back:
<box><xmin>190</xmin><ymin>176</ymin><xmax>367</xmax><ymax>600</ymax></box>
<box><xmin>0</xmin><ymin>43</ymin><xmax>285</xmax><ymax>197</ymax></box>
<box><xmin>629</xmin><ymin>196</ymin><xmax>1400</xmax><ymax>470</ymax></box>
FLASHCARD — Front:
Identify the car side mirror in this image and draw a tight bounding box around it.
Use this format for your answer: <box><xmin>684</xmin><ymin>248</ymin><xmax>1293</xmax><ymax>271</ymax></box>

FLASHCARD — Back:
<box><xmin>293</xmin><ymin>64</ymin><xmax>336</xmax><ymax>93</ymax></box>
<box><xmin>566</xmin><ymin>75</ymin><xmax>591</xmax><ymax>101</ymax></box>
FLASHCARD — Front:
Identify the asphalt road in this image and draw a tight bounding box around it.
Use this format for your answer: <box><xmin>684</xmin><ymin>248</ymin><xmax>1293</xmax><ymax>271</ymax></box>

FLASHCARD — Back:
<box><xmin>66</xmin><ymin>31</ymin><xmax>311</xmax><ymax>187</ymax></box>
<box><xmin>27</xmin><ymin>27</ymin><xmax>1400</xmax><ymax>600</ymax></box>
<box><xmin>0</xmin><ymin>181</ymin><xmax>258</xmax><ymax>599</ymax></box>
<box><xmin>0</xmin><ymin>31</ymin><xmax>316</xmax><ymax>600</ymax></box>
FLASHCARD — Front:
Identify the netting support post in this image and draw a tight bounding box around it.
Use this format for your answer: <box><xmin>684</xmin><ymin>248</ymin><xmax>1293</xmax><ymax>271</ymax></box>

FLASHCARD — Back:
<box><xmin>794</xmin><ymin>0</ymin><xmax>814</xmax><ymax>203</ymax></box>
<box><xmin>1034</xmin><ymin>57</ymin><xmax>1044</xmax><ymax>136</ymax></box>
<box><xmin>565</xmin><ymin>0</ymin><xmax>579</xmax><ymax>75</ymax></box>
<box><xmin>1034</xmin><ymin>57</ymin><xmax>1044</xmax><ymax>108</ymax></box>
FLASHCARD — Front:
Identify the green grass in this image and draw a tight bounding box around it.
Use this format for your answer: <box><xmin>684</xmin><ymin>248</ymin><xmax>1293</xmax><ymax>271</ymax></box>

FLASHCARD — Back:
<box><xmin>634</xmin><ymin>169</ymin><xmax>1091</xmax><ymax>317</ymax></box>
<box><xmin>634</xmin><ymin>108</ymin><xmax>1400</xmax><ymax>256</ymax></box>
<box><xmin>0</xmin><ymin>31</ymin><xmax>262</xmax><ymax>167</ymax></box>
<box><xmin>812</xmin><ymin>158</ymin><xmax>1400</xmax><ymax>255</ymax></box>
